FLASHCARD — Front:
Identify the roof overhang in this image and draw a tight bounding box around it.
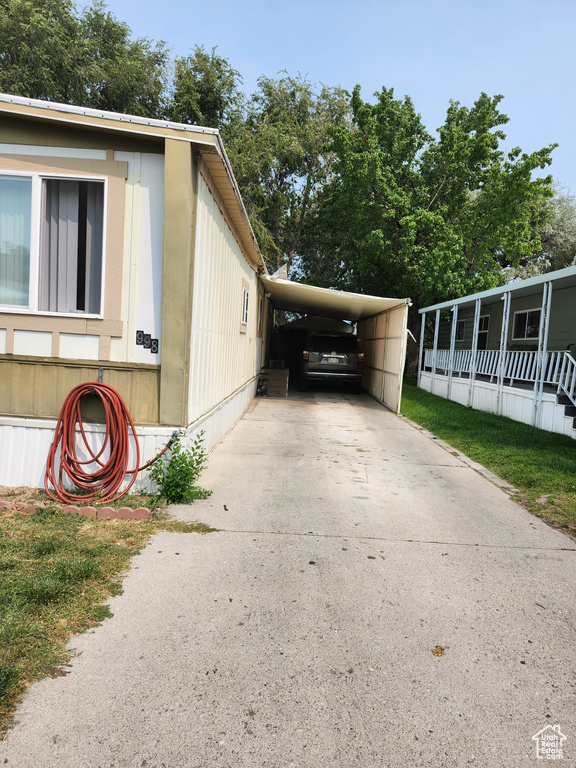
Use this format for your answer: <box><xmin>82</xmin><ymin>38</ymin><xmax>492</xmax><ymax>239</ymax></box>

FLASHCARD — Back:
<box><xmin>420</xmin><ymin>265</ymin><xmax>576</xmax><ymax>313</ymax></box>
<box><xmin>261</xmin><ymin>276</ymin><xmax>409</xmax><ymax>321</ymax></box>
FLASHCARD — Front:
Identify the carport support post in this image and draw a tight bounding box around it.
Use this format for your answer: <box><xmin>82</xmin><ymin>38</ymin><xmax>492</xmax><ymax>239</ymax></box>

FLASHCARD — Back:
<box><xmin>417</xmin><ymin>311</ymin><xmax>426</xmax><ymax>386</ymax></box>
<box><xmin>431</xmin><ymin>310</ymin><xmax>440</xmax><ymax>392</ymax></box>
<box><xmin>534</xmin><ymin>281</ymin><xmax>553</xmax><ymax>427</ymax></box>
<box><xmin>467</xmin><ymin>299</ymin><xmax>481</xmax><ymax>408</ymax></box>
<box><xmin>447</xmin><ymin>304</ymin><xmax>458</xmax><ymax>400</ymax></box>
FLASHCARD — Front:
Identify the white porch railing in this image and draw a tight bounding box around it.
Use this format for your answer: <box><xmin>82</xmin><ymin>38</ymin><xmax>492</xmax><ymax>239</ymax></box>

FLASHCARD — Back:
<box><xmin>423</xmin><ymin>349</ymin><xmax>574</xmax><ymax>395</ymax></box>
<box><xmin>558</xmin><ymin>352</ymin><xmax>576</xmax><ymax>406</ymax></box>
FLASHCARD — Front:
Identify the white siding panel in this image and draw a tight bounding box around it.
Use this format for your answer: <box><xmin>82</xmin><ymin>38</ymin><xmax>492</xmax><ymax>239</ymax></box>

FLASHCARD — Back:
<box><xmin>431</xmin><ymin>377</ymin><xmax>449</xmax><ymax>399</ymax></box>
<box><xmin>0</xmin><ymin>420</ymin><xmax>55</xmax><ymax>487</ymax></box>
<box><xmin>13</xmin><ymin>330</ymin><xmax>52</xmax><ymax>356</ymax></box>
<box><xmin>59</xmin><ymin>333</ymin><xmax>100</xmax><ymax>360</ymax></box>
<box><xmin>134</xmin><ymin>153</ymin><xmax>164</xmax><ymax>365</ymax></box>
<box><xmin>420</xmin><ymin>374</ymin><xmax>576</xmax><ymax>439</ymax></box>
<box><xmin>110</xmin><ymin>152</ymin><xmax>164</xmax><ymax>365</ymax></box>
<box><xmin>0</xmin><ymin>378</ymin><xmax>256</xmax><ymax>489</ymax></box>
<box><xmin>188</xmin><ymin>175</ymin><xmax>258</xmax><ymax>423</ymax></box>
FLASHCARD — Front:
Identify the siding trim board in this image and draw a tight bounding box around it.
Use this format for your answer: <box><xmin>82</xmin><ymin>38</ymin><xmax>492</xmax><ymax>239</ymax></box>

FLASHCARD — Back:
<box><xmin>158</xmin><ymin>139</ymin><xmax>196</xmax><ymax>427</ymax></box>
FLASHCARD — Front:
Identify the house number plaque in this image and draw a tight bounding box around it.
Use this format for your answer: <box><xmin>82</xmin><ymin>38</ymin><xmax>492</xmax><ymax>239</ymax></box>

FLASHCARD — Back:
<box><xmin>136</xmin><ymin>330</ymin><xmax>159</xmax><ymax>354</ymax></box>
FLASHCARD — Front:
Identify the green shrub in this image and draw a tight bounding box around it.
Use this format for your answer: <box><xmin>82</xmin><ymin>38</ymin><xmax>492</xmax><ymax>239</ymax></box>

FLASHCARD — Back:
<box><xmin>149</xmin><ymin>430</ymin><xmax>212</xmax><ymax>504</ymax></box>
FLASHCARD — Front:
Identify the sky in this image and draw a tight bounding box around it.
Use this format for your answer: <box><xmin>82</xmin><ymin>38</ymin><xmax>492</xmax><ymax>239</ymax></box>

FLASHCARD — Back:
<box><xmin>106</xmin><ymin>0</ymin><xmax>575</xmax><ymax>193</ymax></box>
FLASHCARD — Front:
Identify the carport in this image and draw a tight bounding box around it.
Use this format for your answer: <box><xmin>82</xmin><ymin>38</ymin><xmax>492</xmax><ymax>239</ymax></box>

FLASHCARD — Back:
<box><xmin>260</xmin><ymin>274</ymin><xmax>410</xmax><ymax>413</ymax></box>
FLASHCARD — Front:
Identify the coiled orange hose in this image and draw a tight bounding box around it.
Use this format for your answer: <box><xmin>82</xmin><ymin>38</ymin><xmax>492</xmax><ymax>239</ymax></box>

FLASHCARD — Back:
<box><xmin>44</xmin><ymin>382</ymin><xmax>172</xmax><ymax>504</ymax></box>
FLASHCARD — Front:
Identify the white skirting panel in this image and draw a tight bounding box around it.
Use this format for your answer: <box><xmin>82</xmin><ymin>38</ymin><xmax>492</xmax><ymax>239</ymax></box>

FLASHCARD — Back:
<box><xmin>419</xmin><ymin>372</ymin><xmax>576</xmax><ymax>439</ymax></box>
<box><xmin>0</xmin><ymin>377</ymin><xmax>257</xmax><ymax>491</ymax></box>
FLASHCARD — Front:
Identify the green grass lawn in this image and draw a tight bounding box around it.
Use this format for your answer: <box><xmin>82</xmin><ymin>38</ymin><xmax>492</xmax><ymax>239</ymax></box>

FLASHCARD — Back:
<box><xmin>0</xmin><ymin>501</ymin><xmax>215</xmax><ymax>735</ymax></box>
<box><xmin>401</xmin><ymin>377</ymin><xmax>576</xmax><ymax>535</ymax></box>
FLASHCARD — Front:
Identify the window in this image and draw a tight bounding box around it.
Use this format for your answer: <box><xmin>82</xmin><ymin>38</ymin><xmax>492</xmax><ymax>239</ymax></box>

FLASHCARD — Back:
<box><xmin>0</xmin><ymin>175</ymin><xmax>32</xmax><ymax>307</ymax></box>
<box><xmin>456</xmin><ymin>319</ymin><xmax>465</xmax><ymax>341</ymax></box>
<box><xmin>257</xmin><ymin>293</ymin><xmax>263</xmax><ymax>335</ymax></box>
<box><xmin>513</xmin><ymin>308</ymin><xmax>540</xmax><ymax>340</ymax></box>
<box><xmin>241</xmin><ymin>286</ymin><xmax>249</xmax><ymax>327</ymax></box>
<box><xmin>0</xmin><ymin>173</ymin><xmax>105</xmax><ymax>315</ymax></box>
<box><xmin>477</xmin><ymin>315</ymin><xmax>489</xmax><ymax>350</ymax></box>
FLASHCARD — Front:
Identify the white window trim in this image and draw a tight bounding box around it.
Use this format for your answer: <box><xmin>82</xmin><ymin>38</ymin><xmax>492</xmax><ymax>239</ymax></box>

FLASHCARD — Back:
<box><xmin>0</xmin><ymin>170</ymin><xmax>108</xmax><ymax>318</ymax></box>
<box><xmin>257</xmin><ymin>293</ymin><xmax>263</xmax><ymax>334</ymax></box>
<box><xmin>512</xmin><ymin>307</ymin><xmax>541</xmax><ymax>341</ymax></box>
<box><xmin>240</xmin><ymin>286</ymin><xmax>249</xmax><ymax>331</ymax></box>
<box><xmin>478</xmin><ymin>315</ymin><xmax>490</xmax><ymax>332</ymax></box>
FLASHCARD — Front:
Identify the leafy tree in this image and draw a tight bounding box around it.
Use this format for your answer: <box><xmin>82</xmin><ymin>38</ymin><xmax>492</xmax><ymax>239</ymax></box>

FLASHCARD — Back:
<box><xmin>0</xmin><ymin>0</ymin><xmax>170</xmax><ymax>116</ymax></box>
<box><xmin>169</xmin><ymin>45</ymin><xmax>243</xmax><ymax>128</ymax></box>
<box><xmin>80</xmin><ymin>1</ymin><xmax>170</xmax><ymax>116</ymax></box>
<box><xmin>315</xmin><ymin>86</ymin><xmax>556</xmax><ymax>316</ymax></box>
<box><xmin>506</xmin><ymin>183</ymin><xmax>576</xmax><ymax>280</ymax></box>
<box><xmin>0</xmin><ymin>0</ymin><xmax>85</xmax><ymax>103</ymax></box>
<box><xmin>225</xmin><ymin>73</ymin><xmax>350</xmax><ymax>272</ymax></box>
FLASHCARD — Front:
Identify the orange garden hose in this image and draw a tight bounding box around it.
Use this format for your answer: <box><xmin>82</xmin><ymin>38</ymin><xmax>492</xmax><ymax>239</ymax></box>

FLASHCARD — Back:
<box><xmin>44</xmin><ymin>382</ymin><xmax>174</xmax><ymax>504</ymax></box>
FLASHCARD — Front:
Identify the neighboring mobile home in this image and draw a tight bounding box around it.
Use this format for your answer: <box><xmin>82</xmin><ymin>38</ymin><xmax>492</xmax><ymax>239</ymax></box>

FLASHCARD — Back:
<box><xmin>418</xmin><ymin>265</ymin><xmax>576</xmax><ymax>438</ymax></box>
<box><xmin>0</xmin><ymin>94</ymin><xmax>268</xmax><ymax>488</ymax></box>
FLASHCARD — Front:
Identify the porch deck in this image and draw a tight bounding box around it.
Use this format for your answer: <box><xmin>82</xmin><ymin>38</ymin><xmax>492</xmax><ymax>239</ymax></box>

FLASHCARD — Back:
<box><xmin>419</xmin><ymin>348</ymin><xmax>576</xmax><ymax>437</ymax></box>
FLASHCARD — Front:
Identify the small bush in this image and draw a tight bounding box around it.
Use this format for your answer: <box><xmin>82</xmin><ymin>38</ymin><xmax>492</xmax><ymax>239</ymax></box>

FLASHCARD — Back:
<box><xmin>149</xmin><ymin>430</ymin><xmax>212</xmax><ymax>504</ymax></box>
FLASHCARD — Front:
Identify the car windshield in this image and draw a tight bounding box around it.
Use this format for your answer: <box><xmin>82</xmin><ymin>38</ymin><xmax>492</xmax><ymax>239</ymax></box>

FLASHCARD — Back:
<box><xmin>308</xmin><ymin>335</ymin><xmax>358</xmax><ymax>352</ymax></box>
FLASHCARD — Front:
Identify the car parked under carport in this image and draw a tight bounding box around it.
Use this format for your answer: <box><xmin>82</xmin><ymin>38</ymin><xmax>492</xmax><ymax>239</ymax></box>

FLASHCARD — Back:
<box><xmin>261</xmin><ymin>273</ymin><xmax>410</xmax><ymax>413</ymax></box>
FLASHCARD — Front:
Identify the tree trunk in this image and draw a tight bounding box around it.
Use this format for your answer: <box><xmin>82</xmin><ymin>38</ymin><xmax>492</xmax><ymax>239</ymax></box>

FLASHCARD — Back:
<box><xmin>404</xmin><ymin>312</ymin><xmax>422</xmax><ymax>378</ymax></box>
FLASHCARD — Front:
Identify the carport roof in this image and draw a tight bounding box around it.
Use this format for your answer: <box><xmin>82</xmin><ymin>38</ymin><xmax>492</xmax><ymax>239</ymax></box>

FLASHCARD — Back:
<box><xmin>261</xmin><ymin>276</ymin><xmax>409</xmax><ymax>321</ymax></box>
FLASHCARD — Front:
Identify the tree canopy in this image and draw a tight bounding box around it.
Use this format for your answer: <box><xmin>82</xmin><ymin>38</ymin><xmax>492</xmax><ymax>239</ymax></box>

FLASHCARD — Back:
<box><xmin>225</xmin><ymin>73</ymin><xmax>349</xmax><ymax>272</ymax></box>
<box><xmin>0</xmin><ymin>0</ymin><xmax>170</xmax><ymax>115</ymax></box>
<box><xmin>302</xmin><ymin>87</ymin><xmax>556</xmax><ymax>316</ymax></box>
<box><xmin>170</xmin><ymin>45</ymin><xmax>244</xmax><ymax>128</ymax></box>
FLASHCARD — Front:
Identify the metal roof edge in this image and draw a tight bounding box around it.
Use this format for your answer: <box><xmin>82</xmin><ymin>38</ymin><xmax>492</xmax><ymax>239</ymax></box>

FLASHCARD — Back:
<box><xmin>261</xmin><ymin>276</ymin><xmax>408</xmax><ymax>305</ymax></box>
<box><xmin>0</xmin><ymin>93</ymin><xmax>220</xmax><ymax>137</ymax></box>
<box><xmin>419</xmin><ymin>264</ymin><xmax>576</xmax><ymax>313</ymax></box>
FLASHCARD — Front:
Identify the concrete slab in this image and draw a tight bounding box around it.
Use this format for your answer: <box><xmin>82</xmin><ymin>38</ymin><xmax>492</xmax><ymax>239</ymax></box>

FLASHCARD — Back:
<box><xmin>1</xmin><ymin>394</ymin><xmax>575</xmax><ymax>768</ymax></box>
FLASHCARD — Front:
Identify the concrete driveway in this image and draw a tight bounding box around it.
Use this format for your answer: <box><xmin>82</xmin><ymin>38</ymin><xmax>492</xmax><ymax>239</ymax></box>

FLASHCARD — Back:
<box><xmin>1</xmin><ymin>392</ymin><xmax>575</xmax><ymax>767</ymax></box>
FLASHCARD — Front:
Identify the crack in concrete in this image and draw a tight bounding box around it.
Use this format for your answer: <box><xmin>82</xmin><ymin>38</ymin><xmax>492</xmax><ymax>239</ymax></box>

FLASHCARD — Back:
<box><xmin>209</xmin><ymin>528</ymin><xmax>576</xmax><ymax>552</ymax></box>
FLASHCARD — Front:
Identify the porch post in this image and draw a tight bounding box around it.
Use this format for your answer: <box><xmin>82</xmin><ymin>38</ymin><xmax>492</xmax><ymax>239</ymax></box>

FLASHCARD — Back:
<box><xmin>534</xmin><ymin>281</ymin><xmax>553</xmax><ymax>427</ymax></box>
<box><xmin>496</xmin><ymin>291</ymin><xmax>511</xmax><ymax>415</ymax></box>
<box><xmin>417</xmin><ymin>311</ymin><xmax>426</xmax><ymax>386</ymax></box>
<box><xmin>447</xmin><ymin>304</ymin><xmax>458</xmax><ymax>400</ymax></box>
<box><xmin>431</xmin><ymin>309</ymin><xmax>440</xmax><ymax>393</ymax></box>
<box><xmin>467</xmin><ymin>299</ymin><xmax>481</xmax><ymax>407</ymax></box>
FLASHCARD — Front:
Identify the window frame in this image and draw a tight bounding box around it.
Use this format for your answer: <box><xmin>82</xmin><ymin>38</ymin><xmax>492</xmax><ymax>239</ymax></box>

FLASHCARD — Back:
<box><xmin>455</xmin><ymin>319</ymin><xmax>465</xmax><ymax>342</ymax></box>
<box><xmin>479</xmin><ymin>315</ymin><xmax>489</xmax><ymax>333</ymax></box>
<box><xmin>0</xmin><ymin>170</ymin><xmax>108</xmax><ymax>318</ymax></box>
<box><xmin>240</xmin><ymin>283</ymin><xmax>249</xmax><ymax>333</ymax></box>
<box><xmin>257</xmin><ymin>293</ymin><xmax>263</xmax><ymax>337</ymax></box>
<box><xmin>512</xmin><ymin>307</ymin><xmax>541</xmax><ymax>341</ymax></box>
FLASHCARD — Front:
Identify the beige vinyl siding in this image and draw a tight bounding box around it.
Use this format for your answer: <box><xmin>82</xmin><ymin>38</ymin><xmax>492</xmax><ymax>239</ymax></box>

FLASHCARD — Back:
<box><xmin>187</xmin><ymin>173</ymin><xmax>258</xmax><ymax>423</ymax></box>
